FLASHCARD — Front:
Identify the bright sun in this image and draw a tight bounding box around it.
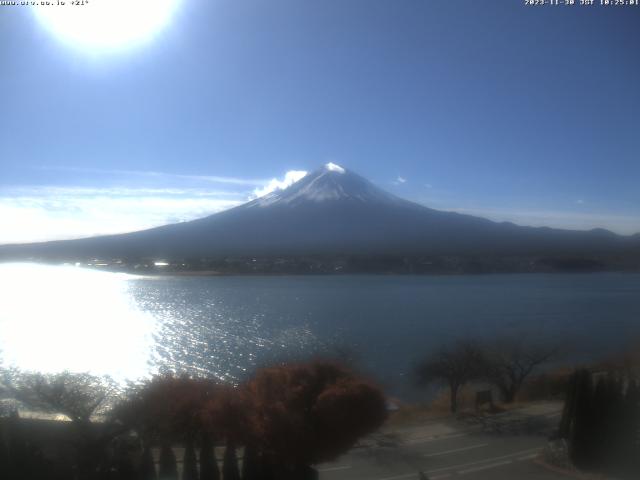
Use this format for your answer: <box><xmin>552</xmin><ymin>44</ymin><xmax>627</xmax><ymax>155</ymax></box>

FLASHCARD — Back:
<box><xmin>32</xmin><ymin>0</ymin><xmax>181</xmax><ymax>51</ymax></box>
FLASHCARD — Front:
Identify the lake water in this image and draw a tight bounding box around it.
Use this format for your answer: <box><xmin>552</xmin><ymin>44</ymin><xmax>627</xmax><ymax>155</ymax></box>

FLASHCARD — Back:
<box><xmin>1</xmin><ymin>263</ymin><xmax>639</xmax><ymax>399</ymax></box>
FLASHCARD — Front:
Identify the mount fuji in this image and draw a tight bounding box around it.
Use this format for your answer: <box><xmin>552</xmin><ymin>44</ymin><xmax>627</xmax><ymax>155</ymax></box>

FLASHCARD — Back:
<box><xmin>0</xmin><ymin>164</ymin><xmax>638</xmax><ymax>267</ymax></box>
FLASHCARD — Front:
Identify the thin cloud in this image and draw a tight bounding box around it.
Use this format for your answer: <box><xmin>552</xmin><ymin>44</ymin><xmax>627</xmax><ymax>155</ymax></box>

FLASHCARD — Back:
<box><xmin>1</xmin><ymin>167</ymin><xmax>312</xmax><ymax>243</ymax></box>
<box><xmin>392</xmin><ymin>176</ymin><xmax>407</xmax><ymax>186</ymax></box>
<box><xmin>2</xmin><ymin>186</ymin><xmax>245</xmax><ymax>198</ymax></box>
<box><xmin>41</xmin><ymin>166</ymin><xmax>269</xmax><ymax>186</ymax></box>
<box><xmin>252</xmin><ymin>170</ymin><xmax>308</xmax><ymax>198</ymax></box>
<box><xmin>0</xmin><ymin>185</ymin><xmax>243</xmax><ymax>244</ymax></box>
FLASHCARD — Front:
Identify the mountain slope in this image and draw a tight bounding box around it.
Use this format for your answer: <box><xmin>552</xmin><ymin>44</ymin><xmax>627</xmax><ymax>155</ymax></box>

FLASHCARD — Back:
<box><xmin>0</xmin><ymin>164</ymin><xmax>638</xmax><ymax>262</ymax></box>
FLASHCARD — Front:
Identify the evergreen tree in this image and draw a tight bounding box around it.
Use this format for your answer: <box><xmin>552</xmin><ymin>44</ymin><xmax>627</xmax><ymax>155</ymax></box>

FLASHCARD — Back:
<box><xmin>117</xmin><ymin>454</ymin><xmax>136</xmax><ymax>480</ymax></box>
<box><xmin>622</xmin><ymin>379</ymin><xmax>640</xmax><ymax>476</ymax></box>
<box><xmin>222</xmin><ymin>442</ymin><xmax>241</xmax><ymax>480</ymax></box>
<box><xmin>558</xmin><ymin>370</ymin><xmax>578</xmax><ymax>439</ymax></box>
<box><xmin>568</xmin><ymin>369</ymin><xmax>594</xmax><ymax>469</ymax></box>
<box><xmin>158</xmin><ymin>444</ymin><xmax>178</xmax><ymax>480</ymax></box>
<box><xmin>0</xmin><ymin>423</ymin><xmax>9</xmax><ymax>479</ymax></box>
<box><xmin>603</xmin><ymin>374</ymin><xmax>625</xmax><ymax>470</ymax></box>
<box><xmin>291</xmin><ymin>464</ymin><xmax>319</xmax><ymax>480</ymax></box>
<box><xmin>258</xmin><ymin>455</ymin><xmax>276</xmax><ymax>480</ymax></box>
<box><xmin>590</xmin><ymin>377</ymin><xmax>608</xmax><ymax>468</ymax></box>
<box><xmin>241</xmin><ymin>445</ymin><xmax>260</xmax><ymax>480</ymax></box>
<box><xmin>182</xmin><ymin>440</ymin><xmax>198</xmax><ymax>480</ymax></box>
<box><xmin>138</xmin><ymin>445</ymin><xmax>157</xmax><ymax>480</ymax></box>
<box><xmin>199</xmin><ymin>435</ymin><xmax>220</xmax><ymax>480</ymax></box>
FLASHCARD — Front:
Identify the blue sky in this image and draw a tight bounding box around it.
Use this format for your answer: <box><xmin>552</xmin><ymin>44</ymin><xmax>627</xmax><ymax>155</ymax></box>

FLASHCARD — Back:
<box><xmin>1</xmin><ymin>0</ymin><xmax>639</xmax><ymax>243</ymax></box>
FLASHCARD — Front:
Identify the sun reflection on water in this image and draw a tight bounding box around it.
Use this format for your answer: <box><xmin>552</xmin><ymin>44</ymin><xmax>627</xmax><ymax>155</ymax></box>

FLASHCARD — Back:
<box><xmin>0</xmin><ymin>263</ymin><xmax>156</xmax><ymax>381</ymax></box>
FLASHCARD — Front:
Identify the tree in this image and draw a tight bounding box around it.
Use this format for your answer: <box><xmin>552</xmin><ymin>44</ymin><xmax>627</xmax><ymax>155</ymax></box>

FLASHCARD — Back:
<box><xmin>241</xmin><ymin>444</ymin><xmax>261</xmax><ymax>480</ymax></box>
<box><xmin>115</xmin><ymin>374</ymin><xmax>221</xmax><ymax>442</ymax></box>
<box><xmin>559</xmin><ymin>369</ymin><xmax>595</xmax><ymax>469</ymax></box>
<box><xmin>589</xmin><ymin>377</ymin><xmax>608</xmax><ymax>466</ymax></box>
<box><xmin>182</xmin><ymin>439</ymin><xmax>198</xmax><ymax>480</ymax></box>
<box><xmin>246</xmin><ymin>361</ymin><xmax>387</xmax><ymax>478</ymax></box>
<box><xmin>602</xmin><ymin>374</ymin><xmax>626</xmax><ymax>471</ymax></box>
<box><xmin>0</xmin><ymin>410</ymin><xmax>52</xmax><ymax>480</ymax></box>
<box><xmin>415</xmin><ymin>341</ymin><xmax>484</xmax><ymax>413</ymax></box>
<box><xmin>7</xmin><ymin>371</ymin><xmax>117</xmax><ymax>425</ymax></box>
<box><xmin>138</xmin><ymin>445</ymin><xmax>157</xmax><ymax>480</ymax></box>
<box><xmin>222</xmin><ymin>442</ymin><xmax>241</xmax><ymax>480</ymax></box>
<box><xmin>158</xmin><ymin>445</ymin><xmax>178</xmax><ymax>480</ymax></box>
<box><xmin>199</xmin><ymin>434</ymin><xmax>220</xmax><ymax>480</ymax></box>
<box><xmin>6</xmin><ymin>371</ymin><xmax>122</xmax><ymax>479</ymax></box>
<box><xmin>482</xmin><ymin>338</ymin><xmax>555</xmax><ymax>403</ymax></box>
<box><xmin>622</xmin><ymin>380</ymin><xmax>640</xmax><ymax>475</ymax></box>
<box><xmin>116</xmin><ymin>452</ymin><xmax>136</xmax><ymax>480</ymax></box>
<box><xmin>559</xmin><ymin>367</ymin><xmax>640</xmax><ymax>477</ymax></box>
<box><xmin>200</xmin><ymin>385</ymin><xmax>251</xmax><ymax>448</ymax></box>
<box><xmin>114</xmin><ymin>375</ymin><xmax>223</xmax><ymax>480</ymax></box>
<box><xmin>0</xmin><ymin>424</ymin><xmax>8</xmax><ymax>477</ymax></box>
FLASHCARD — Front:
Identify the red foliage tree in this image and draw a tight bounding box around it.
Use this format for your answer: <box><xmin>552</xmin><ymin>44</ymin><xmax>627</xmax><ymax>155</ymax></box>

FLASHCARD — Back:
<box><xmin>245</xmin><ymin>362</ymin><xmax>388</xmax><ymax>471</ymax></box>
<box><xmin>200</xmin><ymin>384</ymin><xmax>251</xmax><ymax>445</ymax></box>
<box><xmin>115</xmin><ymin>374</ymin><xmax>222</xmax><ymax>443</ymax></box>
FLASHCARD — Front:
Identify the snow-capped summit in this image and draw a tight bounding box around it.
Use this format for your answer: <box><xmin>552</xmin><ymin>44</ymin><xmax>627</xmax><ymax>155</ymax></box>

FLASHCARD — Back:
<box><xmin>324</xmin><ymin>162</ymin><xmax>345</xmax><ymax>173</ymax></box>
<box><xmin>248</xmin><ymin>163</ymin><xmax>406</xmax><ymax>208</ymax></box>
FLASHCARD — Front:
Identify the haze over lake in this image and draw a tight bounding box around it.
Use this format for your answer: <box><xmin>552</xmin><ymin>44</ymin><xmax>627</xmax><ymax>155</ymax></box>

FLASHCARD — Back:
<box><xmin>1</xmin><ymin>263</ymin><xmax>639</xmax><ymax>399</ymax></box>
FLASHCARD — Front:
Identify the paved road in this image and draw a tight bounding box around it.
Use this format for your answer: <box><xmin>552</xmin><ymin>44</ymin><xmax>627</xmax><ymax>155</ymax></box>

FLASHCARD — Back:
<box><xmin>318</xmin><ymin>403</ymin><xmax>570</xmax><ymax>480</ymax></box>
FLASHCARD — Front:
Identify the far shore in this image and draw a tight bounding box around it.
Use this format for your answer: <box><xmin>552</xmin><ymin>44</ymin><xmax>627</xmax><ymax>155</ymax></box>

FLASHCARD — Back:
<box><xmin>3</xmin><ymin>251</ymin><xmax>640</xmax><ymax>276</ymax></box>
<box><xmin>94</xmin><ymin>265</ymin><xmax>640</xmax><ymax>277</ymax></box>
<box><xmin>3</xmin><ymin>261</ymin><xmax>640</xmax><ymax>277</ymax></box>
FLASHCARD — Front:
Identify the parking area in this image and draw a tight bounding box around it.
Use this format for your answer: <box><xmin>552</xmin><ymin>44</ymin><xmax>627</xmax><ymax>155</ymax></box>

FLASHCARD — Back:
<box><xmin>319</xmin><ymin>402</ymin><xmax>569</xmax><ymax>480</ymax></box>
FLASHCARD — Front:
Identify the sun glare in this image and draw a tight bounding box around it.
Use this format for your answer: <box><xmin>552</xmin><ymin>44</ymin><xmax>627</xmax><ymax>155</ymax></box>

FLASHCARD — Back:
<box><xmin>32</xmin><ymin>0</ymin><xmax>181</xmax><ymax>52</ymax></box>
<box><xmin>0</xmin><ymin>263</ymin><xmax>155</xmax><ymax>381</ymax></box>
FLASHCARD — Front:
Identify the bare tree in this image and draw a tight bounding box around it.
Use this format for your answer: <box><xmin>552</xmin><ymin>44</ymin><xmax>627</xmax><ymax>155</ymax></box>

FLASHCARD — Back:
<box><xmin>415</xmin><ymin>341</ymin><xmax>485</xmax><ymax>413</ymax></box>
<box><xmin>482</xmin><ymin>338</ymin><xmax>555</xmax><ymax>403</ymax></box>
<box><xmin>7</xmin><ymin>371</ymin><xmax>118</xmax><ymax>425</ymax></box>
<box><xmin>5</xmin><ymin>371</ymin><xmax>123</xmax><ymax>479</ymax></box>
<box><xmin>0</xmin><ymin>365</ymin><xmax>20</xmax><ymax>415</ymax></box>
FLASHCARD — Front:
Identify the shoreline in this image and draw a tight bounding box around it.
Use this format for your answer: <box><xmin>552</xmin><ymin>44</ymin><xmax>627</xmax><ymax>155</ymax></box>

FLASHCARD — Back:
<box><xmin>2</xmin><ymin>261</ymin><xmax>640</xmax><ymax>278</ymax></box>
<box><xmin>88</xmin><ymin>267</ymin><xmax>640</xmax><ymax>278</ymax></box>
